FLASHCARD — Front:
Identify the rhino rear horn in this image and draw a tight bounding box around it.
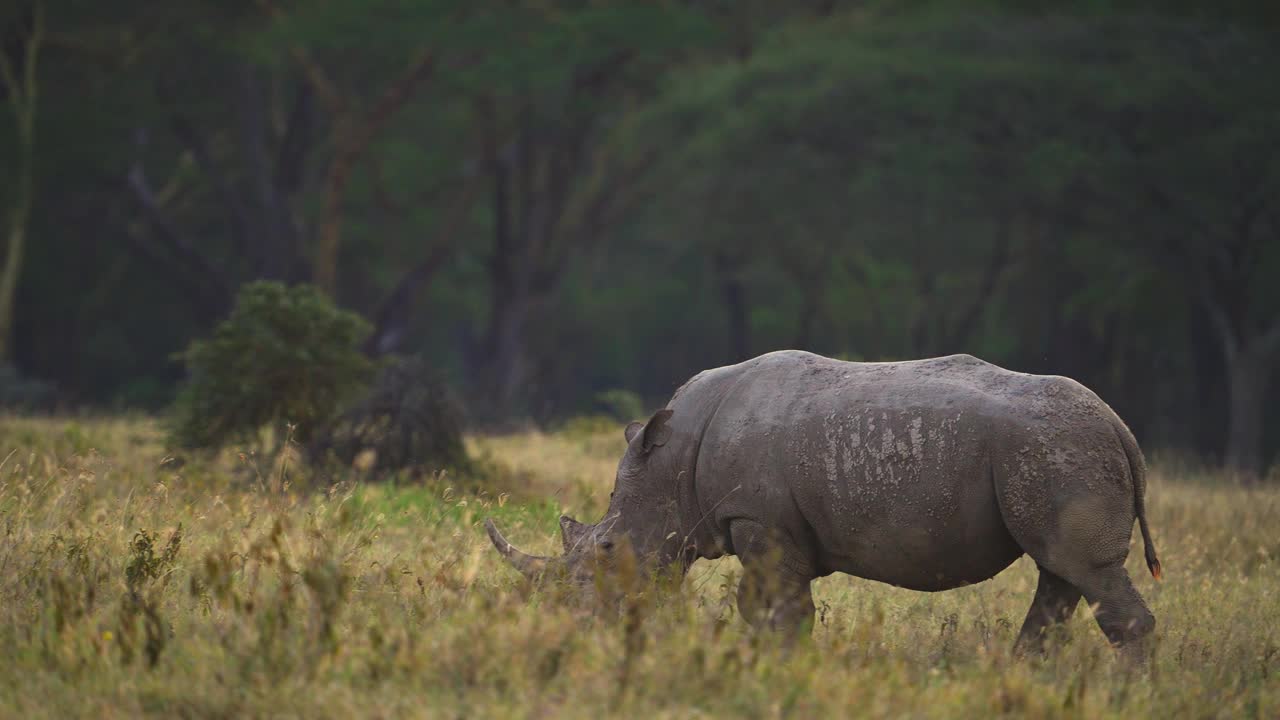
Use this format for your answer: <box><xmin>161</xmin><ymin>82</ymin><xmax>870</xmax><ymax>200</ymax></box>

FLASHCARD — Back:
<box><xmin>559</xmin><ymin>515</ymin><xmax>591</xmax><ymax>553</ymax></box>
<box><xmin>485</xmin><ymin>518</ymin><xmax>554</xmax><ymax>580</ymax></box>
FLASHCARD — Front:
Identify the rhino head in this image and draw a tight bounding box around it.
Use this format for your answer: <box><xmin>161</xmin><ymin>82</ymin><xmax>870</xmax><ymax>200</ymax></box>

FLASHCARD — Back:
<box><xmin>484</xmin><ymin>409</ymin><xmax>691</xmax><ymax>598</ymax></box>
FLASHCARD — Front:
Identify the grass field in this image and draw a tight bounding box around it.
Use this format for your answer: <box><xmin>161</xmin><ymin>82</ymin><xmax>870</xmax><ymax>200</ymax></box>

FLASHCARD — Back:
<box><xmin>0</xmin><ymin>415</ymin><xmax>1276</xmax><ymax>718</ymax></box>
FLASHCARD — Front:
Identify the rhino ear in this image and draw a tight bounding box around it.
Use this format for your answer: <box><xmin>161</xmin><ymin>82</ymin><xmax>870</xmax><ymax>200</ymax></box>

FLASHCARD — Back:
<box><xmin>559</xmin><ymin>515</ymin><xmax>590</xmax><ymax>553</ymax></box>
<box><xmin>625</xmin><ymin>409</ymin><xmax>674</xmax><ymax>452</ymax></box>
<box><xmin>624</xmin><ymin>421</ymin><xmax>644</xmax><ymax>444</ymax></box>
<box><xmin>640</xmin><ymin>408</ymin><xmax>673</xmax><ymax>452</ymax></box>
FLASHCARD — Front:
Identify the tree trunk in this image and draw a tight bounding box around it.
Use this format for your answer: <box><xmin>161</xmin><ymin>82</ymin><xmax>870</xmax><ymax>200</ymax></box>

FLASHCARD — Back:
<box><xmin>0</xmin><ymin>1</ymin><xmax>42</xmax><ymax>364</ymax></box>
<box><xmin>475</xmin><ymin>128</ymin><xmax>534</xmax><ymax>421</ymax></box>
<box><xmin>313</xmin><ymin>131</ymin><xmax>357</xmax><ymax>293</ymax></box>
<box><xmin>363</xmin><ymin>179</ymin><xmax>480</xmax><ymax>357</ymax></box>
<box><xmin>237</xmin><ymin>66</ymin><xmax>292</xmax><ymax>280</ymax></box>
<box><xmin>485</xmin><ymin>289</ymin><xmax>533</xmax><ymax>419</ymax></box>
<box><xmin>0</xmin><ymin>162</ymin><xmax>30</xmax><ymax>364</ymax></box>
<box><xmin>794</xmin><ymin>287</ymin><xmax>818</xmax><ymax>351</ymax></box>
<box><xmin>0</xmin><ymin>122</ymin><xmax>32</xmax><ymax>363</ymax></box>
<box><xmin>1223</xmin><ymin>346</ymin><xmax>1271</xmax><ymax>479</ymax></box>
<box><xmin>311</xmin><ymin>52</ymin><xmax>436</xmax><ymax>296</ymax></box>
<box><xmin>716</xmin><ymin>262</ymin><xmax>750</xmax><ymax>362</ymax></box>
<box><xmin>1197</xmin><ymin>262</ymin><xmax>1279</xmax><ymax>479</ymax></box>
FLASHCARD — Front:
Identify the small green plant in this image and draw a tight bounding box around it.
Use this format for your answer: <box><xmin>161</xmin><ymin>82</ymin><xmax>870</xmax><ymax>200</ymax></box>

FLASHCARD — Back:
<box><xmin>119</xmin><ymin>526</ymin><xmax>182</xmax><ymax>667</ymax></box>
<box><xmin>169</xmin><ymin>281</ymin><xmax>373</xmax><ymax>453</ymax></box>
<box><xmin>124</xmin><ymin>526</ymin><xmax>183</xmax><ymax>593</ymax></box>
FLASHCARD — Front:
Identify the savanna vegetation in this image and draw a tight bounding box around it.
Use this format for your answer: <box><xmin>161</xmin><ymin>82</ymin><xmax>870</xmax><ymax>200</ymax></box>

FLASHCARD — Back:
<box><xmin>3</xmin><ymin>1</ymin><xmax>1280</xmax><ymax>716</ymax></box>
<box><xmin>0</xmin><ymin>416</ymin><xmax>1276</xmax><ymax>718</ymax></box>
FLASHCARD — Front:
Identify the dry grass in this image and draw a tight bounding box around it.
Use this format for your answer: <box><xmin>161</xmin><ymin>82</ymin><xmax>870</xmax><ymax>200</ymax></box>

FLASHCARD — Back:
<box><xmin>0</xmin><ymin>415</ymin><xmax>1276</xmax><ymax>718</ymax></box>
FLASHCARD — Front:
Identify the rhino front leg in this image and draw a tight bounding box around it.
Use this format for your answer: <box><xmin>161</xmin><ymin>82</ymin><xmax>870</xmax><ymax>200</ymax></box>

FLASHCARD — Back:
<box><xmin>730</xmin><ymin>520</ymin><xmax>816</xmax><ymax>641</ymax></box>
<box><xmin>1014</xmin><ymin>566</ymin><xmax>1083</xmax><ymax>656</ymax></box>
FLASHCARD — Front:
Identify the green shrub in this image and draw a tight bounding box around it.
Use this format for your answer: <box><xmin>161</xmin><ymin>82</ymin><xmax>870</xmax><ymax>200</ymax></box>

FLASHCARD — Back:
<box><xmin>0</xmin><ymin>364</ymin><xmax>57</xmax><ymax>412</ymax></box>
<box><xmin>169</xmin><ymin>281</ymin><xmax>373</xmax><ymax>452</ymax></box>
<box><xmin>310</xmin><ymin>355</ymin><xmax>470</xmax><ymax>477</ymax></box>
<box><xmin>112</xmin><ymin>377</ymin><xmax>171</xmax><ymax>411</ymax></box>
<box><xmin>592</xmin><ymin>388</ymin><xmax>645</xmax><ymax>422</ymax></box>
<box><xmin>557</xmin><ymin>389</ymin><xmax>647</xmax><ymax>440</ymax></box>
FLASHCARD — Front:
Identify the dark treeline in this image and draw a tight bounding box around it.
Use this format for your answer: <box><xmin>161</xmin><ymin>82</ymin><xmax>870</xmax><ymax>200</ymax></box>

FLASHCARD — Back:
<box><xmin>1</xmin><ymin>1</ymin><xmax>1278</xmax><ymax>472</ymax></box>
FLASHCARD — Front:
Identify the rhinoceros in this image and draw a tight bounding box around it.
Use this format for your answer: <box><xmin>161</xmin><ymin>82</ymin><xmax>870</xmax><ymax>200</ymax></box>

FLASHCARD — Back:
<box><xmin>486</xmin><ymin>351</ymin><xmax>1162</xmax><ymax>656</ymax></box>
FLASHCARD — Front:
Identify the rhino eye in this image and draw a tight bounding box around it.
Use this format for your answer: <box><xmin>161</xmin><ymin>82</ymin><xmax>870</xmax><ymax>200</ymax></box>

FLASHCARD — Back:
<box><xmin>599</xmin><ymin>540</ymin><xmax>615</xmax><ymax>553</ymax></box>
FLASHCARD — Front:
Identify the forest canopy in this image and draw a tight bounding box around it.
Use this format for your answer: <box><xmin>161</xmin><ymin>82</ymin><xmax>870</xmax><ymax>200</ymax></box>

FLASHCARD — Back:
<box><xmin>2</xmin><ymin>0</ymin><xmax>1278</xmax><ymax>473</ymax></box>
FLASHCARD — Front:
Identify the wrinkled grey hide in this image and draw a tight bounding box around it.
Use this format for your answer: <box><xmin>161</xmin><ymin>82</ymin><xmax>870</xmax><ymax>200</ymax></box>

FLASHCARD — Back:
<box><xmin>487</xmin><ymin>351</ymin><xmax>1162</xmax><ymax>658</ymax></box>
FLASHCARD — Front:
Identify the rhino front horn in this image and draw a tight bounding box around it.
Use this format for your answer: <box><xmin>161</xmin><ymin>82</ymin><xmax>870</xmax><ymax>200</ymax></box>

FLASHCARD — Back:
<box><xmin>485</xmin><ymin>518</ymin><xmax>554</xmax><ymax>580</ymax></box>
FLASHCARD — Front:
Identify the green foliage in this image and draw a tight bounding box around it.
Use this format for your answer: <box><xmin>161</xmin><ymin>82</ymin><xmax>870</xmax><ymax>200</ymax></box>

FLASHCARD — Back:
<box><xmin>169</xmin><ymin>282</ymin><xmax>373</xmax><ymax>451</ymax></box>
<box><xmin>9</xmin><ymin>1</ymin><xmax>1280</xmax><ymax>466</ymax></box>
<box><xmin>592</xmin><ymin>389</ymin><xmax>645</xmax><ymax>423</ymax></box>
<box><xmin>119</xmin><ymin>525</ymin><xmax>183</xmax><ymax>667</ymax></box>
<box><xmin>124</xmin><ymin>526</ymin><xmax>183</xmax><ymax>594</ymax></box>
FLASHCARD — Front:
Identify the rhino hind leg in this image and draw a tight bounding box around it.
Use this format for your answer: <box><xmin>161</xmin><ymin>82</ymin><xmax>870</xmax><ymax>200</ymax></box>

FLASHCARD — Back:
<box><xmin>1070</xmin><ymin>564</ymin><xmax>1156</xmax><ymax>665</ymax></box>
<box><xmin>729</xmin><ymin>519</ymin><xmax>816</xmax><ymax>640</ymax></box>
<box><xmin>996</xmin><ymin>471</ymin><xmax>1156</xmax><ymax>663</ymax></box>
<box><xmin>1013</xmin><ymin>566</ymin><xmax>1082</xmax><ymax>656</ymax></box>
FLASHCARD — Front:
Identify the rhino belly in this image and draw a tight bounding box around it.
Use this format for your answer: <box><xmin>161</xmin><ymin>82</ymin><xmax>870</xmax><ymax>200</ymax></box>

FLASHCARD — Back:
<box><xmin>800</xmin><ymin>465</ymin><xmax>1023</xmax><ymax>592</ymax></box>
<box><xmin>817</xmin><ymin>507</ymin><xmax>1023</xmax><ymax>591</ymax></box>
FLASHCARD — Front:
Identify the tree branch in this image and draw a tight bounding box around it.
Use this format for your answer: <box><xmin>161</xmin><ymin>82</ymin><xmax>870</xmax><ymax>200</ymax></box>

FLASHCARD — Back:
<box><xmin>1150</xmin><ymin>218</ymin><xmax>1244</xmax><ymax>362</ymax></box>
<box><xmin>119</xmin><ymin>223</ymin><xmax>227</xmax><ymax>323</ymax></box>
<box><xmin>126</xmin><ymin>129</ymin><xmax>232</xmax><ymax>313</ymax></box>
<box><xmin>273</xmin><ymin>80</ymin><xmax>315</xmax><ymax>196</ymax></box>
<box><xmin>1170</xmin><ymin>231</ymin><xmax>1239</xmax><ymax>362</ymax></box>
<box><xmin>843</xmin><ymin>252</ymin><xmax>887</xmax><ymax>353</ymax></box>
<box><xmin>314</xmin><ymin>49</ymin><xmax>437</xmax><ymax>293</ymax></box>
<box><xmin>1256</xmin><ymin>316</ymin><xmax>1280</xmax><ymax>356</ymax></box>
<box><xmin>0</xmin><ymin>0</ymin><xmax>42</xmax><ymax>127</ymax></box>
<box><xmin>238</xmin><ymin>66</ymin><xmax>294</xmax><ymax>279</ymax></box>
<box><xmin>529</xmin><ymin>124</ymin><xmax>589</xmax><ymax>267</ymax></box>
<box><xmin>166</xmin><ymin>109</ymin><xmax>255</xmax><ymax>251</ymax></box>
<box><xmin>539</xmin><ymin>106</ymin><xmax>662</xmax><ymax>281</ymax></box>
<box><xmin>253</xmin><ymin>0</ymin><xmax>346</xmax><ymax>115</ymax></box>
<box><xmin>532</xmin><ymin>143</ymin><xmax>656</xmax><ymax>295</ymax></box>
<box><xmin>0</xmin><ymin>34</ymin><xmax>20</xmax><ymax>109</ymax></box>
<box><xmin>941</xmin><ymin>218</ymin><xmax>1012</xmax><ymax>352</ymax></box>
<box><xmin>368</xmin><ymin>156</ymin><xmax>406</xmax><ymax>215</ymax></box>
<box><xmin>571</xmin><ymin>49</ymin><xmax>634</xmax><ymax>95</ymax></box>
<box><xmin>364</xmin><ymin>177</ymin><xmax>482</xmax><ymax>356</ymax></box>
<box><xmin>346</xmin><ymin>51</ymin><xmax>436</xmax><ymax>161</ymax></box>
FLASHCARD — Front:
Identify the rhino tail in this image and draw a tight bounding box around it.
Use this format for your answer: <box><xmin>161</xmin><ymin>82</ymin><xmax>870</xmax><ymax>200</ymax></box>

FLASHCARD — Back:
<box><xmin>1114</xmin><ymin>417</ymin><xmax>1162</xmax><ymax>580</ymax></box>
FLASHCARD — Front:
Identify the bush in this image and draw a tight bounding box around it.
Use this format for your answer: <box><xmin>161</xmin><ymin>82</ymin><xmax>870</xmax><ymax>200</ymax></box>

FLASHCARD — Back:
<box><xmin>169</xmin><ymin>282</ymin><xmax>373</xmax><ymax>452</ymax></box>
<box><xmin>310</xmin><ymin>356</ymin><xmax>469</xmax><ymax>477</ymax></box>
<box><xmin>591</xmin><ymin>389</ymin><xmax>645</xmax><ymax>423</ymax></box>
<box><xmin>0</xmin><ymin>364</ymin><xmax>58</xmax><ymax>412</ymax></box>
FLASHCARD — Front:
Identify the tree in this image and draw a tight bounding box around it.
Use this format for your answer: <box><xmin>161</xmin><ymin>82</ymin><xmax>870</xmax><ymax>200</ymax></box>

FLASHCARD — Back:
<box><xmin>7</xmin><ymin>1</ymin><xmax>1280</xmax><ymax>468</ymax></box>
<box><xmin>1114</xmin><ymin>46</ymin><xmax>1280</xmax><ymax>475</ymax></box>
<box><xmin>0</xmin><ymin>0</ymin><xmax>43</xmax><ymax>363</ymax></box>
<box><xmin>632</xmin><ymin>9</ymin><xmax>1280</xmax><ymax>472</ymax></box>
<box><xmin>450</xmin><ymin>2</ymin><xmax>712</xmax><ymax>418</ymax></box>
<box><xmin>633</xmin><ymin>10</ymin><xmax>1039</xmax><ymax>361</ymax></box>
<box><xmin>119</xmin><ymin>1</ymin><xmax>483</xmax><ymax>346</ymax></box>
<box><xmin>252</xmin><ymin>0</ymin><xmax>441</xmax><ymax>296</ymax></box>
